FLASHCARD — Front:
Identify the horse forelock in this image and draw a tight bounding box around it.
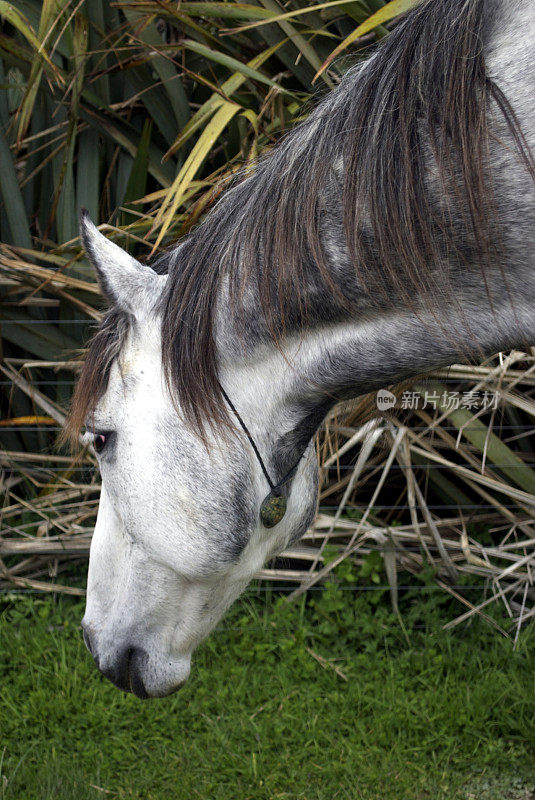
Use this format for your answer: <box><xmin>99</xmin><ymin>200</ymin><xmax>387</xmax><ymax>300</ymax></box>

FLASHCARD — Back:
<box><xmin>63</xmin><ymin>306</ymin><xmax>132</xmax><ymax>447</ymax></box>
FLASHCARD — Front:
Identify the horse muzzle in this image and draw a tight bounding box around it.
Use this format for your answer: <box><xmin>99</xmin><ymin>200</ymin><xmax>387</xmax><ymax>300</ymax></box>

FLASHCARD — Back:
<box><xmin>81</xmin><ymin>618</ymin><xmax>191</xmax><ymax>698</ymax></box>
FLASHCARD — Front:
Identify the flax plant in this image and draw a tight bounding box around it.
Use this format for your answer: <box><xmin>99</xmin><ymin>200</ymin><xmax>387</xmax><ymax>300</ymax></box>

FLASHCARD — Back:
<box><xmin>0</xmin><ymin>0</ymin><xmax>534</xmax><ymax>631</ymax></box>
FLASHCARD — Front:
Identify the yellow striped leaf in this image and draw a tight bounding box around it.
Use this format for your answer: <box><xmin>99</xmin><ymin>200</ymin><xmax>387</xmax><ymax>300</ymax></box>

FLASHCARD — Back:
<box><xmin>315</xmin><ymin>0</ymin><xmax>424</xmax><ymax>81</ymax></box>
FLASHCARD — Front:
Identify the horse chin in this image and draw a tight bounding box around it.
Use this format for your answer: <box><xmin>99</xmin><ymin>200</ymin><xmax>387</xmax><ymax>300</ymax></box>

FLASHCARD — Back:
<box><xmin>131</xmin><ymin>677</ymin><xmax>187</xmax><ymax>700</ymax></box>
<box><xmin>127</xmin><ymin>650</ymin><xmax>192</xmax><ymax>700</ymax></box>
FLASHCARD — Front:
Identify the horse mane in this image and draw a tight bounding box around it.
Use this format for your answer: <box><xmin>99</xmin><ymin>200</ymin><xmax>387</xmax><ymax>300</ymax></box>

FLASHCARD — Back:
<box><xmin>158</xmin><ymin>0</ymin><xmax>535</xmax><ymax>438</ymax></box>
<box><xmin>66</xmin><ymin>0</ymin><xmax>534</xmax><ymax>445</ymax></box>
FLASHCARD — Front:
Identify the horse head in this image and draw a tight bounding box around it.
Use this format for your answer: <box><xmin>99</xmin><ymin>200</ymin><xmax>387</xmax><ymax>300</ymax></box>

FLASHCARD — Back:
<box><xmin>78</xmin><ymin>215</ymin><xmax>318</xmax><ymax>698</ymax></box>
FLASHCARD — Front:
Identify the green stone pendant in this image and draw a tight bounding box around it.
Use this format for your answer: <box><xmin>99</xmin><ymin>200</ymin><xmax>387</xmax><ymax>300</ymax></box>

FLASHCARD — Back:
<box><xmin>260</xmin><ymin>492</ymin><xmax>287</xmax><ymax>528</ymax></box>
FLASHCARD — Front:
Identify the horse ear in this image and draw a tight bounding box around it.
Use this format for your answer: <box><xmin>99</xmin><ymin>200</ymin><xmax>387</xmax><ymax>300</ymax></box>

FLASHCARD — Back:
<box><xmin>80</xmin><ymin>209</ymin><xmax>163</xmax><ymax>315</ymax></box>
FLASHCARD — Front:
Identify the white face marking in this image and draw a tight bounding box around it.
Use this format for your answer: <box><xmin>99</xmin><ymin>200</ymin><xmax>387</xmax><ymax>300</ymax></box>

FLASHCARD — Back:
<box><xmin>82</xmin><ymin>313</ymin><xmax>318</xmax><ymax>698</ymax></box>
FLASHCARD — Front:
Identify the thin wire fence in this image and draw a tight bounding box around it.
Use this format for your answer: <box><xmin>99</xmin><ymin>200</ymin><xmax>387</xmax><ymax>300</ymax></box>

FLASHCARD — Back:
<box><xmin>1</xmin><ymin>342</ymin><xmax>535</xmax><ymax>639</ymax></box>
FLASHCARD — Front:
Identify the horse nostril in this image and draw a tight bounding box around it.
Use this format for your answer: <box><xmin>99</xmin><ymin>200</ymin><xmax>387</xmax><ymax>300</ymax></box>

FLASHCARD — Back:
<box><xmin>82</xmin><ymin>628</ymin><xmax>92</xmax><ymax>652</ymax></box>
<box><xmin>81</xmin><ymin>620</ymin><xmax>96</xmax><ymax>660</ymax></box>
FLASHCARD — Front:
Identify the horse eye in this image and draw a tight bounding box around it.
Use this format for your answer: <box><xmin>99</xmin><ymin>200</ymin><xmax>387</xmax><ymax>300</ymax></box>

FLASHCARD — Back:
<box><xmin>93</xmin><ymin>432</ymin><xmax>110</xmax><ymax>454</ymax></box>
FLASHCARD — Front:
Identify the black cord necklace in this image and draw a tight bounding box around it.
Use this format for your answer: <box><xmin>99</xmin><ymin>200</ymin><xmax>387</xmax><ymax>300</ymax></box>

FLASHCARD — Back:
<box><xmin>218</xmin><ymin>383</ymin><xmax>301</xmax><ymax>528</ymax></box>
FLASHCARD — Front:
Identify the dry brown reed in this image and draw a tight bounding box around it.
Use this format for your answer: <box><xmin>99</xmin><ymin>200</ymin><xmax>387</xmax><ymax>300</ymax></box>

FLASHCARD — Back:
<box><xmin>1</xmin><ymin>349</ymin><xmax>534</xmax><ymax>637</ymax></box>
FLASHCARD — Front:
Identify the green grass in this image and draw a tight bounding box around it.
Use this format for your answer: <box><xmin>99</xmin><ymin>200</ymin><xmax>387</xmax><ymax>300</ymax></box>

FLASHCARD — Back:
<box><xmin>0</xmin><ymin>584</ymin><xmax>534</xmax><ymax>800</ymax></box>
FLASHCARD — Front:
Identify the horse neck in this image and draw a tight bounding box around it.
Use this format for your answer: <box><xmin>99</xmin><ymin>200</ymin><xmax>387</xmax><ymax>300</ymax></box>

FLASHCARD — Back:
<box><xmin>218</xmin><ymin>285</ymin><xmax>535</xmax><ymax>482</ymax></box>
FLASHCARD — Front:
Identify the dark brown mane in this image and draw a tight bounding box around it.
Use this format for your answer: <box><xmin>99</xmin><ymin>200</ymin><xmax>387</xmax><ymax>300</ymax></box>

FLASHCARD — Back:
<box><xmin>62</xmin><ymin>307</ymin><xmax>131</xmax><ymax>447</ymax></box>
<box><xmin>158</xmin><ymin>0</ymin><xmax>532</xmax><ymax>438</ymax></box>
<box><xmin>66</xmin><ymin>0</ymin><xmax>534</xmax><ymax>446</ymax></box>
